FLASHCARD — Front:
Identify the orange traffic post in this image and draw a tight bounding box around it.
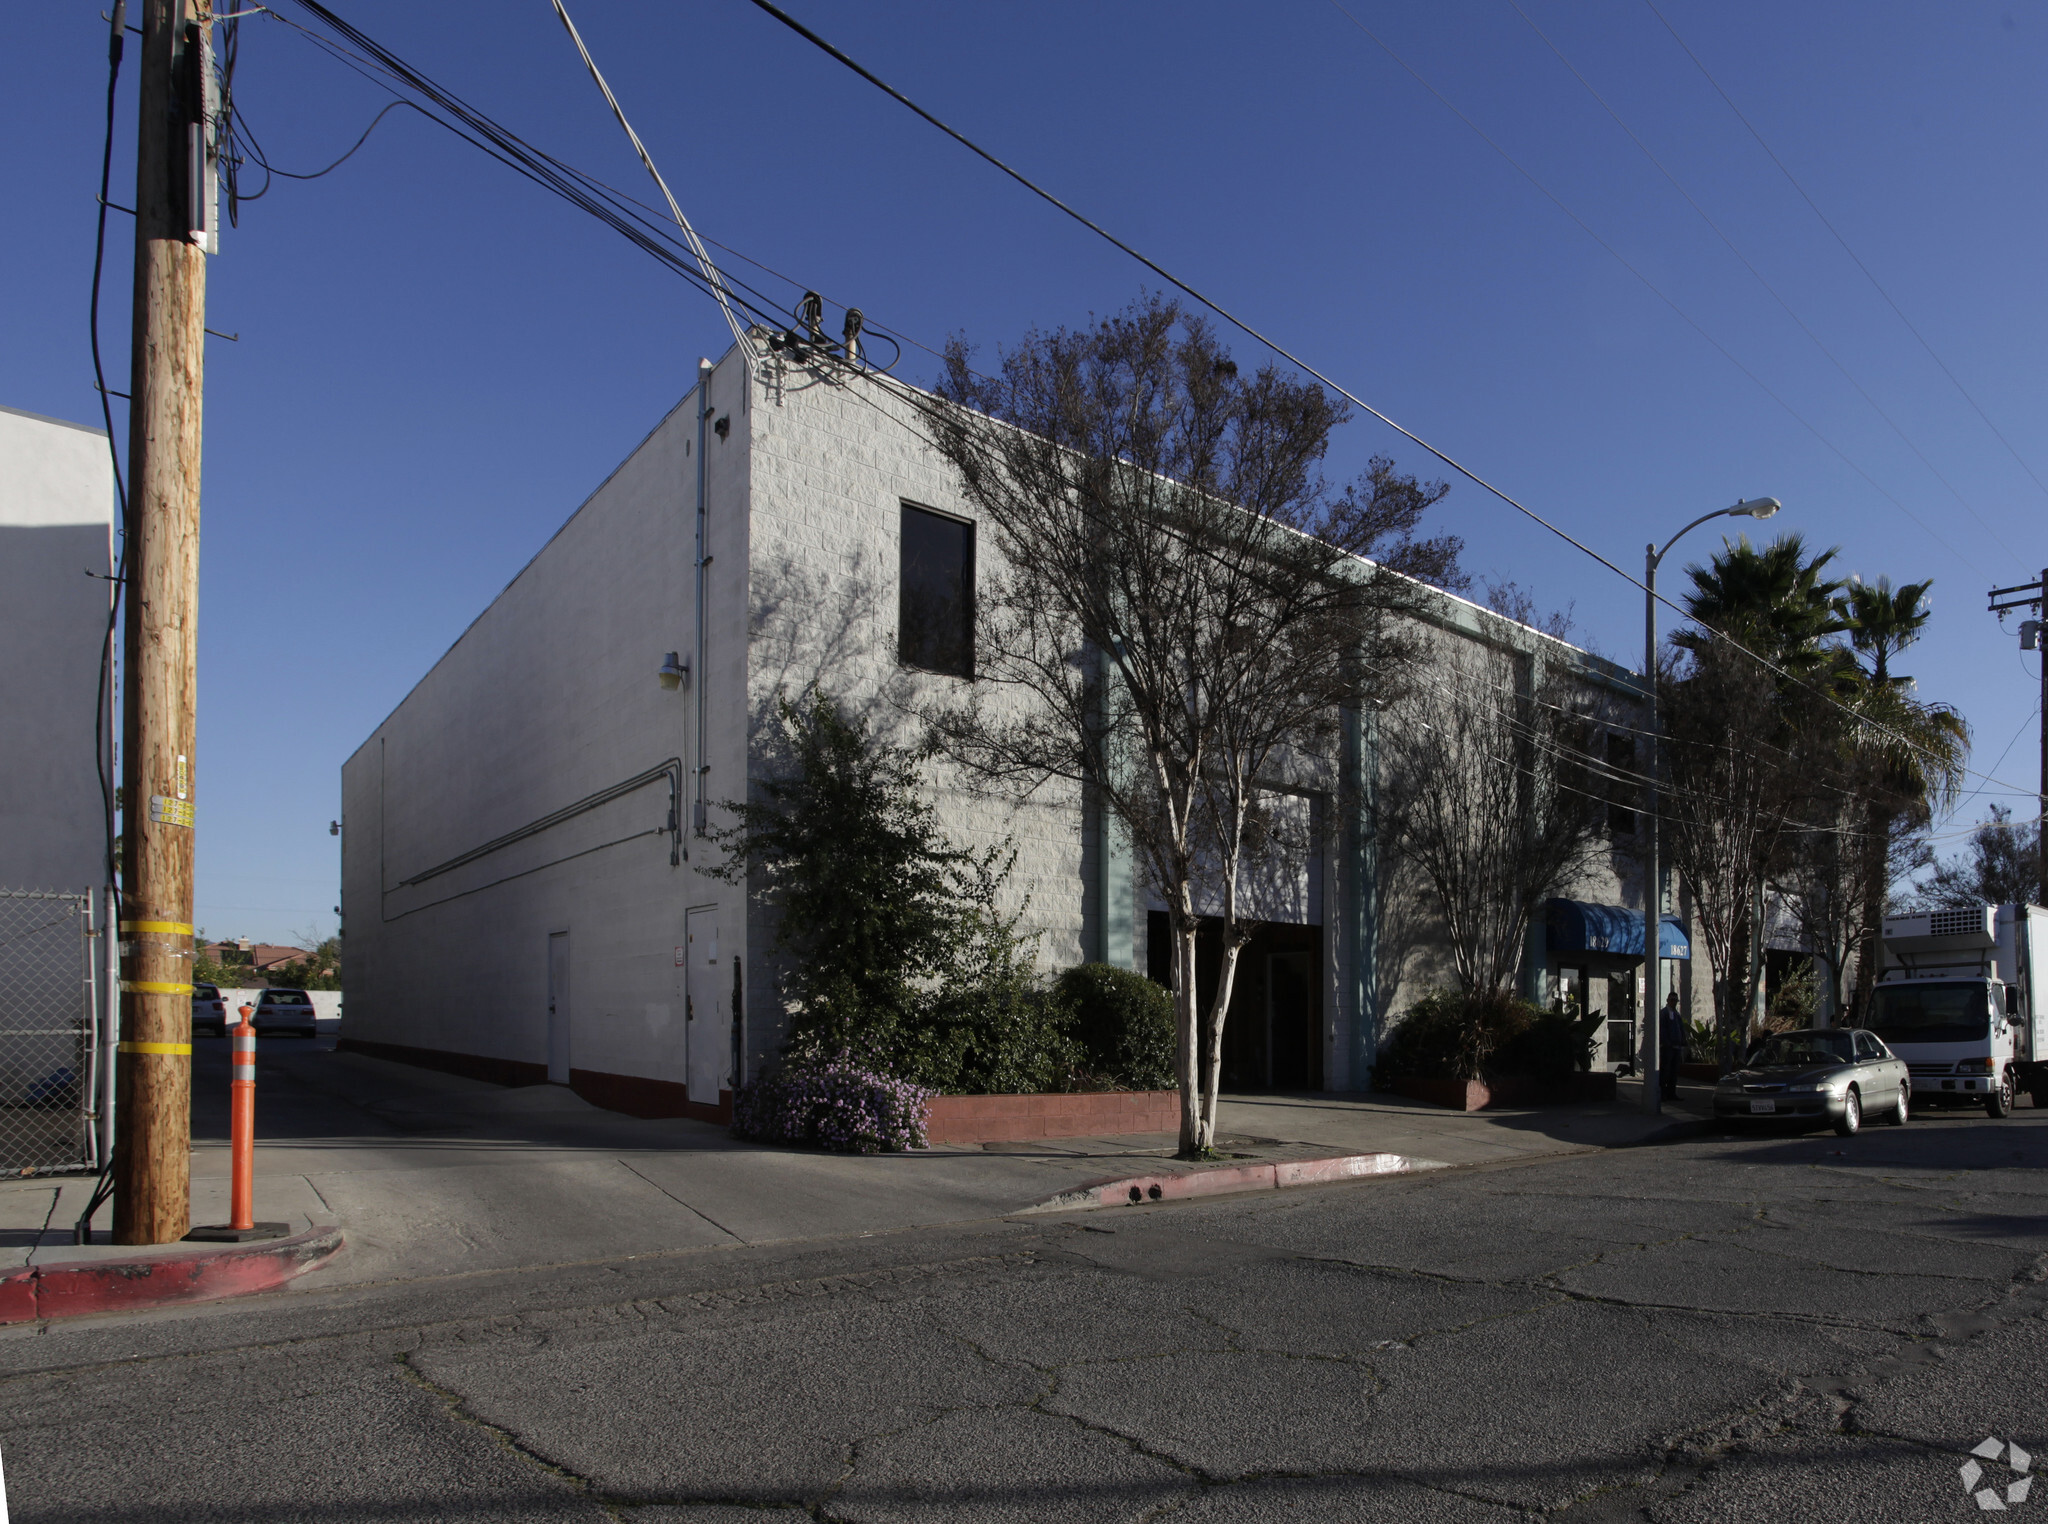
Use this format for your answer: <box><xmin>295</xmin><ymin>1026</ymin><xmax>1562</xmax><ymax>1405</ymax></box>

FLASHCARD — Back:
<box><xmin>229</xmin><ymin>1009</ymin><xmax>255</xmax><ymax>1230</ymax></box>
<box><xmin>183</xmin><ymin>1007</ymin><xmax>289</xmax><ymax>1243</ymax></box>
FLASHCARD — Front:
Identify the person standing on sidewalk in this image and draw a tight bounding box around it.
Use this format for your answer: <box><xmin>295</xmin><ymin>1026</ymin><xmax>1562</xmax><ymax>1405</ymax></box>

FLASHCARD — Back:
<box><xmin>1659</xmin><ymin>991</ymin><xmax>1685</xmax><ymax>1099</ymax></box>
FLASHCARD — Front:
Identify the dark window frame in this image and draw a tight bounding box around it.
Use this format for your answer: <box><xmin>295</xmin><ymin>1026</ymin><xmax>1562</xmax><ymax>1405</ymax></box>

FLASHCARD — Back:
<box><xmin>1605</xmin><ymin>730</ymin><xmax>1638</xmax><ymax>837</ymax></box>
<box><xmin>897</xmin><ymin>501</ymin><xmax>976</xmax><ymax>680</ymax></box>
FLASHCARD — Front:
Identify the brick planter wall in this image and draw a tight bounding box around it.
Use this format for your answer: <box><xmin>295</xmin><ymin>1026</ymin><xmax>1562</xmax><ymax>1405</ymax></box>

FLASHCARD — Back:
<box><xmin>1396</xmin><ymin>1071</ymin><xmax>1618</xmax><ymax>1112</ymax></box>
<box><xmin>1395</xmin><ymin>1077</ymin><xmax>1494</xmax><ymax>1112</ymax></box>
<box><xmin>924</xmin><ymin>1090</ymin><xmax>1180</xmax><ymax>1145</ymax></box>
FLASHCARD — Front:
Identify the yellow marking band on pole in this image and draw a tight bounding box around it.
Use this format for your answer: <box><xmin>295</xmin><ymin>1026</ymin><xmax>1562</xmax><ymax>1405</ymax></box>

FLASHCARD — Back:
<box><xmin>119</xmin><ymin>981</ymin><xmax>194</xmax><ymax>996</ymax></box>
<box><xmin>117</xmin><ymin>1042</ymin><xmax>192</xmax><ymax>1056</ymax></box>
<box><xmin>119</xmin><ymin>920</ymin><xmax>194</xmax><ymax>935</ymax></box>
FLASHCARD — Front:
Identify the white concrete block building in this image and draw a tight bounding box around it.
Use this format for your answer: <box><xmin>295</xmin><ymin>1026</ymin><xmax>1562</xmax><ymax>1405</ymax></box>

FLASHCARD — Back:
<box><xmin>340</xmin><ymin>347</ymin><xmax>1686</xmax><ymax>1117</ymax></box>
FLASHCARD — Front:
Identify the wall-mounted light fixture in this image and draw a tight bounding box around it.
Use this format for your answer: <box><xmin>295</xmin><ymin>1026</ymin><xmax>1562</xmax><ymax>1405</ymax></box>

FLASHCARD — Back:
<box><xmin>658</xmin><ymin>652</ymin><xmax>689</xmax><ymax>691</ymax></box>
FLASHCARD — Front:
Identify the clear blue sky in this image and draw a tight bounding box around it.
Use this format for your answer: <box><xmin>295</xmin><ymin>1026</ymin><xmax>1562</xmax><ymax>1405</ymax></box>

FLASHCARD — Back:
<box><xmin>8</xmin><ymin>0</ymin><xmax>2043</xmax><ymax>944</ymax></box>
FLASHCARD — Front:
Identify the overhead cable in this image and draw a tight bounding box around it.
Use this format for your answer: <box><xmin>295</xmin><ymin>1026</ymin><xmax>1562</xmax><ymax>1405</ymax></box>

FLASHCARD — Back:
<box><xmin>1325</xmin><ymin>0</ymin><xmax>1985</xmax><ymax>580</ymax></box>
<box><xmin>1508</xmin><ymin>0</ymin><xmax>2023</xmax><ymax>570</ymax></box>
<box><xmin>546</xmin><ymin>0</ymin><xmax>753</xmax><ymax>362</ymax></box>
<box><xmin>1643</xmin><ymin>0</ymin><xmax>2048</xmax><ymax>511</ymax></box>
<box><xmin>743</xmin><ymin>0</ymin><xmax>2031</xmax><ymax>803</ymax></box>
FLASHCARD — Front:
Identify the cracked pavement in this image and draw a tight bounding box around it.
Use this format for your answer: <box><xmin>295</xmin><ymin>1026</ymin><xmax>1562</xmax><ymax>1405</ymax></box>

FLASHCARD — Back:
<box><xmin>2</xmin><ymin>1105</ymin><xmax>2045</xmax><ymax>1521</ymax></box>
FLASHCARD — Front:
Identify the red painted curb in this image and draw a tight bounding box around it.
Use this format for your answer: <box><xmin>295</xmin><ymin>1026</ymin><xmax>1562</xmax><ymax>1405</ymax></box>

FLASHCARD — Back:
<box><xmin>0</xmin><ymin>1225</ymin><xmax>344</xmax><ymax>1325</ymax></box>
<box><xmin>1024</xmin><ymin>1151</ymin><xmax>1435</xmax><ymax>1213</ymax></box>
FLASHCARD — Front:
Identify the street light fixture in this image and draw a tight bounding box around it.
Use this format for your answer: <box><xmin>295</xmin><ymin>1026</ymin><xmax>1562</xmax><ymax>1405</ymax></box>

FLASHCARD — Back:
<box><xmin>1640</xmin><ymin>496</ymin><xmax>1782</xmax><ymax>1115</ymax></box>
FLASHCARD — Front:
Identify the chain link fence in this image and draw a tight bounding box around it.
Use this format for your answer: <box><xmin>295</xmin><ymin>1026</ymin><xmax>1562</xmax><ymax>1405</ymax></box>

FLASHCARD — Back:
<box><xmin>0</xmin><ymin>891</ymin><xmax>102</xmax><ymax>1174</ymax></box>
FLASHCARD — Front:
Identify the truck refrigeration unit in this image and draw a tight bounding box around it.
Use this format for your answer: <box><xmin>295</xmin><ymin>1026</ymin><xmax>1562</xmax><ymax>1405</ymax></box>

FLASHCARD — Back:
<box><xmin>1868</xmin><ymin>904</ymin><xmax>2048</xmax><ymax>1117</ymax></box>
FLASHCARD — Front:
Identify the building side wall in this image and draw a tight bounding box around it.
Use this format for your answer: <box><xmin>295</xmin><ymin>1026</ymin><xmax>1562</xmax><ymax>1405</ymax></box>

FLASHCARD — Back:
<box><xmin>740</xmin><ymin>368</ymin><xmax>1087</xmax><ymax>1070</ymax></box>
<box><xmin>0</xmin><ymin>407</ymin><xmax>115</xmax><ymax>894</ymax></box>
<box><xmin>340</xmin><ymin>382</ymin><xmax>741</xmax><ymax>1092</ymax></box>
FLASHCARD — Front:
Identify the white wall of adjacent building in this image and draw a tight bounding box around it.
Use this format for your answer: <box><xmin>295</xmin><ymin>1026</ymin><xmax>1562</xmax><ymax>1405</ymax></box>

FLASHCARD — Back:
<box><xmin>0</xmin><ymin>405</ymin><xmax>116</xmax><ymax>894</ymax></box>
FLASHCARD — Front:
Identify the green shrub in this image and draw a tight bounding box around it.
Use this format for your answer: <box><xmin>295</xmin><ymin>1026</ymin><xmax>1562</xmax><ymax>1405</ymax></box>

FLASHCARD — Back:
<box><xmin>1495</xmin><ymin>1004</ymin><xmax>1603</xmax><ymax>1080</ymax></box>
<box><xmin>899</xmin><ymin>976</ymin><xmax>1085</xmax><ymax>1096</ymax></box>
<box><xmin>715</xmin><ymin>693</ymin><xmax>1092</xmax><ymax>1096</ymax></box>
<box><xmin>1377</xmin><ymin>986</ymin><xmax>1624</xmax><ymax>1090</ymax></box>
<box><xmin>1374</xmin><ymin>987</ymin><xmax>1532</xmax><ymax>1086</ymax></box>
<box><xmin>1768</xmin><ymin>963</ymin><xmax>1819</xmax><ymax>1029</ymax></box>
<box><xmin>1054</xmin><ymin>964</ymin><xmax>1178</xmax><ymax>1090</ymax></box>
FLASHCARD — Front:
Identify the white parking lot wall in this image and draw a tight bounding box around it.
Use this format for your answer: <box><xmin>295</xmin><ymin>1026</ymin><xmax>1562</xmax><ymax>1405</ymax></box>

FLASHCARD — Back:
<box><xmin>341</xmin><ymin>381</ymin><xmax>724</xmax><ymax>1099</ymax></box>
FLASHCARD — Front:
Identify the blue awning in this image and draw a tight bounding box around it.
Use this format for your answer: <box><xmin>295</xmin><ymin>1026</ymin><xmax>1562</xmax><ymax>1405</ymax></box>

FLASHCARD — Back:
<box><xmin>1546</xmin><ymin>899</ymin><xmax>1690</xmax><ymax>960</ymax></box>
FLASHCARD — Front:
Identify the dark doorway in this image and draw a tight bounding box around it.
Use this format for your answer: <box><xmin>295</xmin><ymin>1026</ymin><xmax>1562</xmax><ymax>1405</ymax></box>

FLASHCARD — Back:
<box><xmin>1148</xmin><ymin>912</ymin><xmax>1323</xmax><ymax>1091</ymax></box>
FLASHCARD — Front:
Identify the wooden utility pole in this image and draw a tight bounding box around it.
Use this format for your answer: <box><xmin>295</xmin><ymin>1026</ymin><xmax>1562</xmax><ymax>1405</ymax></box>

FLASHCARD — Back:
<box><xmin>115</xmin><ymin>0</ymin><xmax>213</xmax><ymax>1245</ymax></box>
<box><xmin>1987</xmin><ymin>569</ymin><xmax>2047</xmax><ymax>910</ymax></box>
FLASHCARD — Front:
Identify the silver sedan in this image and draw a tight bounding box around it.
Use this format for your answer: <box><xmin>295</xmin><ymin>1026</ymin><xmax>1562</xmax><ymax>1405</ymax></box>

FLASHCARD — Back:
<box><xmin>250</xmin><ymin>987</ymin><xmax>319</xmax><ymax>1038</ymax></box>
<box><xmin>1712</xmin><ymin>1027</ymin><xmax>1911</xmax><ymax>1136</ymax></box>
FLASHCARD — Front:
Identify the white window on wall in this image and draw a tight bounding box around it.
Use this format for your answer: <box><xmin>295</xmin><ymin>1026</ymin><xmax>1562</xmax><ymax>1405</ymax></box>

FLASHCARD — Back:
<box><xmin>898</xmin><ymin>503</ymin><xmax>974</xmax><ymax>679</ymax></box>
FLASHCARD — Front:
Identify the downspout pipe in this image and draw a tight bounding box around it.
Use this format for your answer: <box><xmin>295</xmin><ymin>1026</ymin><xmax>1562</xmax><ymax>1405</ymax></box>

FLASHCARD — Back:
<box><xmin>695</xmin><ymin>357</ymin><xmax>712</xmax><ymax>840</ymax></box>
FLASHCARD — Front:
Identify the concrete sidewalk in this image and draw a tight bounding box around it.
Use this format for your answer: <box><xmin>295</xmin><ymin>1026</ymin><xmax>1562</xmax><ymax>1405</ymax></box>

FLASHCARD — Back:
<box><xmin>1216</xmin><ymin>1076</ymin><xmax>1715</xmax><ymax>1165</ymax></box>
<box><xmin>0</xmin><ymin>1042</ymin><xmax>1718</xmax><ymax>1301</ymax></box>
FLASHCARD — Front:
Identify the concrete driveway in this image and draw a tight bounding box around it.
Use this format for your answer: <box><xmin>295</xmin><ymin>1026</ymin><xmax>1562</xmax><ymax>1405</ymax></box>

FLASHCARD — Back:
<box><xmin>0</xmin><ymin>1043</ymin><xmax>1706</xmax><ymax>1287</ymax></box>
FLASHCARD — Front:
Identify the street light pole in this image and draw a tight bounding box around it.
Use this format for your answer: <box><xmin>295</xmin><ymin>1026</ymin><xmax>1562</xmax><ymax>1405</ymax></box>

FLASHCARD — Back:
<box><xmin>1640</xmin><ymin>497</ymin><xmax>1781</xmax><ymax>1116</ymax></box>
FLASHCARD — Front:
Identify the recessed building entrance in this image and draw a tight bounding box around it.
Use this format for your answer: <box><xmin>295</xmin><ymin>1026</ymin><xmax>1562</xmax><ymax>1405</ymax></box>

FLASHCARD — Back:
<box><xmin>1148</xmin><ymin>913</ymin><xmax>1323</xmax><ymax>1091</ymax></box>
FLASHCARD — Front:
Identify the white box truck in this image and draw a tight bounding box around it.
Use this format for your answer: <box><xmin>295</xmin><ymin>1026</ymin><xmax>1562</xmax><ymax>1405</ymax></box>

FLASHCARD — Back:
<box><xmin>1868</xmin><ymin>904</ymin><xmax>2048</xmax><ymax>1117</ymax></box>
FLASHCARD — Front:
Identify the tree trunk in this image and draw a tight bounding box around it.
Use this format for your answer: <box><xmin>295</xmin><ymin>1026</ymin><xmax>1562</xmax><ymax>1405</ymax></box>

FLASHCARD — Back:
<box><xmin>1175</xmin><ymin>921</ymin><xmax>1202</xmax><ymax>1155</ymax></box>
<box><xmin>1198</xmin><ymin>940</ymin><xmax>1245</xmax><ymax>1152</ymax></box>
<box><xmin>1849</xmin><ymin>797</ymin><xmax>1894</xmax><ymax>1026</ymax></box>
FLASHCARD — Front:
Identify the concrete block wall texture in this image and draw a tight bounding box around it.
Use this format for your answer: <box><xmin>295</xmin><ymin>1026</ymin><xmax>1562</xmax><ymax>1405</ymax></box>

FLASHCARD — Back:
<box><xmin>742</xmin><ymin>365</ymin><xmax>1089</xmax><ymax>1074</ymax></box>
<box><xmin>339</xmin><ymin>341</ymin><xmax>1675</xmax><ymax>1109</ymax></box>
<box><xmin>0</xmin><ymin>406</ymin><xmax>115</xmax><ymax>894</ymax></box>
<box><xmin>341</xmin><ymin>376</ymin><xmax>725</xmax><ymax>1102</ymax></box>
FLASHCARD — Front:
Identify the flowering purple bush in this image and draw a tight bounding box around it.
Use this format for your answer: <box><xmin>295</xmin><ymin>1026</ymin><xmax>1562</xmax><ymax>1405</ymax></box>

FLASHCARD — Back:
<box><xmin>731</xmin><ymin>1050</ymin><xmax>933</xmax><ymax>1154</ymax></box>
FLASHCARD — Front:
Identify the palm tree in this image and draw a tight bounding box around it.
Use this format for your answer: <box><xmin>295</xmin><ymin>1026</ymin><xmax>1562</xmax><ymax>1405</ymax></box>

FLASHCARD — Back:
<box><xmin>1833</xmin><ymin>576</ymin><xmax>1969</xmax><ymax>1017</ymax></box>
<box><xmin>1836</xmin><ymin>575</ymin><xmax>1933</xmax><ymax>690</ymax></box>
<box><xmin>1677</xmin><ymin>533</ymin><xmax>1848</xmax><ymax>674</ymax></box>
<box><xmin>1664</xmin><ymin>535</ymin><xmax>1849</xmax><ymax>1052</ymax></box>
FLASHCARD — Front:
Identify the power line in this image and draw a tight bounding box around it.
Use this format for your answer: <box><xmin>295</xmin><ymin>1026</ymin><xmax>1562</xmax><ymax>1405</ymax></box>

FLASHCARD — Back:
<box><xmin>251</xmin><ymin>0</ymin><xmax>2032</xmax><ymax>810</ymax></box>
<box><xmin>742</xmin><ymin>0</ymin><xmax>2036</xmax><ymax>806</ymax></box>
<box><xmin>1952</xmin><ymin>704</ymin><xmax>2041</xmax><ymax>809</ymax></box>
<box><xmin>260</xmin><ymin>3</ymin><xmax>797</xmax><ymax>336</ymax></box>
<box><xmin>1322</xmin><ymin>0</ymin><xmax>1988</xmax><ymax>581</ymax></box>
<box><xmin>89</xmin><ymin>4</ymin><xmax>128</xmax><ymax>910</ymax></box>
<box><xmin>1642</xmin><ymin>0</ymin><xmax>2048</xmax><ymax>515</ymax></box>
<box><xmin>256</xmin><ymin>2</ymin><xmax>903</xmax><ymax>376</ymax></box>
<box><xmin>739</xmin><ymin>0</ymin><xmax>1657</xmax><ymax>596</ymax></box>
<box><xmin>546</xmin><ymin>0</ymin><xmax>751</xmax><ymax>361</ymax></box>
<box><xmin>1506</xmin><ymin>0</ymin><xmax>2024</xmax><ymax>570</ymax></box>
<box><xmin>837</xmin><ymin>362</ymin><xmax>1953</xmax><ymax>845</ymax></box>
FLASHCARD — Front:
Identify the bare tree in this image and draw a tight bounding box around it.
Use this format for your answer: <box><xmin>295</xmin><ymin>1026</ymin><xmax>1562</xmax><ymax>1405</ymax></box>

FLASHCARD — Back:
<box><xmin>1920</xmin><ymin>804</ymin><xmax>2038</xmax><ymax>911</ymax></box>
<box><xmin>915</xmin><ymin>295</ymin><xmax>1462</xmax><ymax>1154</ymax></box>
<box><xmin>1658</xmin><ymin>642</ymin><xmax>1807</xmax><ymax>1058</ymax></box>
<box><xmin>1376</xmin><ymin>642</ymin><xmax>1605</xmax><ymax>995</ymax></box>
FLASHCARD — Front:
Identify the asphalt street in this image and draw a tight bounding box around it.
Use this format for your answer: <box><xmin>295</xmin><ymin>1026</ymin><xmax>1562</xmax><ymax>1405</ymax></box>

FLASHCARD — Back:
<box><xmin>0</xmin><ymin>1096</ymin><xmax>2042</xmax><ymax>1521</ymax></box>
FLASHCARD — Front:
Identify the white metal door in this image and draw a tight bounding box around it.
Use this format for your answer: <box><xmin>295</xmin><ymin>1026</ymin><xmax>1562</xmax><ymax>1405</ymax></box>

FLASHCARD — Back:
<box><xmin>685</xmin><ymin>908</ymin><xmax>722</xmax><ymax>1103</ymax></box>
<box><xmin>546</xmin><ymin>932</ymin><xmax>571</xmax><ymax>1084</ymax></box>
